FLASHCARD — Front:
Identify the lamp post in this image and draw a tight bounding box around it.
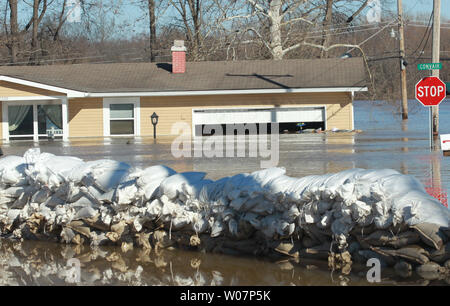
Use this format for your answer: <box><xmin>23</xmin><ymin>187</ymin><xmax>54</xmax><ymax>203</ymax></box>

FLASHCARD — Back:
<box><xmin>151</xmin><ymin>112</ymin><xmax>159</xmax><ymax>139</ymax></box>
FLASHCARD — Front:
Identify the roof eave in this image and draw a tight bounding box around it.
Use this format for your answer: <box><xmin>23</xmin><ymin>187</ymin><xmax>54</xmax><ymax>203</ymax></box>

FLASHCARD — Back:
<box><xmin>0</xmin><ymin>75</ymin><xmax>85</xmax><ymax>97</ymax></box>
<box><xmin>85</xmin><ymin>87</ymin><xmax>368</xmax><ymax>98</ymax></box>
<box><xmin>0</xmin><ymin>74</ymin><xmax>367</xmax><ymax>98</ymax></box>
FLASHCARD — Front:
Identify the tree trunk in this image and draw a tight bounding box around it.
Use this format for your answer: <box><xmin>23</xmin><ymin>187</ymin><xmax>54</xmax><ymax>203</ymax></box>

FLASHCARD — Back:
<box><xmin>148</xmin><ymin>0</ymin><xmax>157</xmax><ymax>62</ymax></box>
<box><xmin>187</xmin><ymin>0</ymin><xmax>201</xmax><ymax>60</ymax></box>
<box><xmin>8</xmin><ymin>0</ymin><xmax>19</xmax><ymax>64</ymax></box>
<box><xmin>30</xmin><ymin>0</ymin><xmax>40</xmax><ymax>64</ymax></box>
<box><xmin>320</xmin><ymin>0</ymin><xmax>333</xmax><ymax>58</ymax></box>
<box><xmin>268</xmin><ymin>0</ymin><xmax>283</xmax><ymax>60</ymax></box>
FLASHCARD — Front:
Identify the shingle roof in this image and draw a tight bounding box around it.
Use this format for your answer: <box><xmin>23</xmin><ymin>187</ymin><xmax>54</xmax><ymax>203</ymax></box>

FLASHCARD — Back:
<box><xmin>0</xmin><ymin>57</ymin><xmax>367</xmax><ymax>93</ymax></box>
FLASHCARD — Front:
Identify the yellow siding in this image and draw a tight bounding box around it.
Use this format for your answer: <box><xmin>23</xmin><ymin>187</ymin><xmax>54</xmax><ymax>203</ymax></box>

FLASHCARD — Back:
<box><xmin>1</xmin><ymin>91</ymin><xmax>352</xmax><ymax>139</ymax></box>
<box><xmin>0</xmin><ymin>81</ymin><xmax>63</xmax><ymax>97</ymax></box>
<box><xmin>0</xmin><ymin>101</ymin><xmax>2</xmax><ymax>140</ymax></box>
<box><xmin>140</xmin><ymin>92</ymin><xmax>352</xmax><ymax>136</ymax></box>
<box><xmin>68</xmin><ymin>98</ymin><xmax>103</xmax><ymax>137</ymax></box>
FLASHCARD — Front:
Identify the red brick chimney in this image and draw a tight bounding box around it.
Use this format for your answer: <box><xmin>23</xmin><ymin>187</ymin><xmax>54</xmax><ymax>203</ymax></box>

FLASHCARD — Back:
<box><xmin>171</xmin><ymin>40</ymin><xmax>186</xmax><ymax>74</ymax></box>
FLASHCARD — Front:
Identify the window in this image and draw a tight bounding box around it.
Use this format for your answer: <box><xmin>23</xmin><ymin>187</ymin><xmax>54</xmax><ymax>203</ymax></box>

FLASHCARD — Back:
<box><xmin>38</xmin><ymin>105</ymin><xmax>63</xmax><ymax>136</ymax></box>
<box><xmin>110</xmin><ymin>104</ymin><xmax>134</xmax><ymax>135</ymax></box>
<box><xmin>103</xmin><ymin>98</ymin><xmax>140</xmax><ymax>137</ymax></box>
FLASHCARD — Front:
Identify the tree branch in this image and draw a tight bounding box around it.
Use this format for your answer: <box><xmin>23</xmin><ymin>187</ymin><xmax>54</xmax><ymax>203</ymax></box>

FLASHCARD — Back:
<box><xmin>246</xmin><ymin>0</ymin><xmax>268</xmax><ymax>17</ymax></box>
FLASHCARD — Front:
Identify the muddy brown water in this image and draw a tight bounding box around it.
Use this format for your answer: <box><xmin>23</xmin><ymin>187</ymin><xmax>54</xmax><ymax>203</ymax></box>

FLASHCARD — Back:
<box><xmin>0</xmin><ymin>100</ymin><xmax>449</xmax><ymax>285</ymax></box>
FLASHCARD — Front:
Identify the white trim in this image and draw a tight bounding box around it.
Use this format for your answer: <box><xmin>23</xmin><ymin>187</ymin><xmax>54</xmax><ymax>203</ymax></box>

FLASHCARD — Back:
<box><xmin>0</xmin><ymin>76</ymin><xmax>85</xmax><ymax>97</ymax></box>
<box><xmin>0</xmin><ymin>95</ymin><xmax>67</xmax><ymax>101</ymax></box>
<box><xmin>350</xmin><ymin>92</ymin><xmax>355</xmax><ymax>130</ymax></box>
<box><xmin>103</xmin><ymin>97</ymin><xmax>140</xmax><ymax>137</ymax></box>
<box><xmin>2</xmin><ymin>102</ymin><xmax>8</xmax><ymax>143</ymax></box>
<box><xmin>62</xmin><ymin>97</ymin><xmax>69</xmax><ymax>141</ymax></box>
<box><xmin>32</xmin><ymin>104</ymin><xmax>38</xmax><ymax>142</ymax></box>
<box><xmin>191</xmin><ymin>105</ymin><xmax>327</xmax><ymax>137</ymax></box>
<box><xmin>1</xmin><ymin>74</ymin><xmax>367</xmax><ymax>98</ymax></box>
<box><xmin>88</xmin><ymin>87</ymin><xmax>368</xmax><ymax>98</ymax></box>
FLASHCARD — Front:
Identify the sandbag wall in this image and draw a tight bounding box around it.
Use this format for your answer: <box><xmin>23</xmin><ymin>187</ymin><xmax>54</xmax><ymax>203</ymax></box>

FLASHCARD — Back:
<box><xmin>0</xmin><ymin>149</ymin><xmax>449</xmax><ymax>280</ymax></box>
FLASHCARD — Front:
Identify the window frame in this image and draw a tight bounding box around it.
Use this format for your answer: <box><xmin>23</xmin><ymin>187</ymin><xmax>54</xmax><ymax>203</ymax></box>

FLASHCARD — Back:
<box><xmin>103</xmin><ymin>97</ymin><xmax>140</xmax><ymax>137</ymax></box>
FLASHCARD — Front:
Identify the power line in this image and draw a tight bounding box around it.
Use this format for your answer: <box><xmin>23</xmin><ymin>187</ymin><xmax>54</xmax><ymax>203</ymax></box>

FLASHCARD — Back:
<box><xmin>408</xmin><ymin>11</ymin><xmax>433</xmax><ymax>59</ymax></box>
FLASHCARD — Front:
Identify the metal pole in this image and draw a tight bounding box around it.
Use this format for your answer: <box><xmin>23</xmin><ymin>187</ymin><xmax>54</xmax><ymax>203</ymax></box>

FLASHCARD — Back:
<box><xmin>397</xmin><ymin>0</ymin><xmax>408</xmax><ymax>120</ymax></box>
<box><xmin>431</xmin><ymin>0</ymin><xmax>440</xmax><ymax>150</ymax></box>
<box><xmin>430</xmin><ymin>106</ymin><xmax>433</xmax><ymax>150</ymax></box>
<box><xmin>153</xmin><ymin>124</ymin><xmax>156</xmax><ymax>139</ymax></box>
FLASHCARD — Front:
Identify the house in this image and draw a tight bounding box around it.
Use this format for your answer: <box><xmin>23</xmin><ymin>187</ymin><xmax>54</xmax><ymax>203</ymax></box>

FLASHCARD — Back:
<box><xmin>0</xmin><ymin>41</ymin><xmax>367</xmax><ymax>142</ymax></box>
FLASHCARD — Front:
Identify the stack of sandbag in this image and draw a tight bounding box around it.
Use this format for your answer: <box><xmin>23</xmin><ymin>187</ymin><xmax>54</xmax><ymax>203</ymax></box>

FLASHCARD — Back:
<box><xmin>0</xmin><ymin>148</ymin><xmax>449</xmax><ymax>281</ymax></box>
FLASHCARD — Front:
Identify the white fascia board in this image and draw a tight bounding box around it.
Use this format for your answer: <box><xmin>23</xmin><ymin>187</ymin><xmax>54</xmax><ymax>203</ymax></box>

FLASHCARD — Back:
<box><xmin>86</xmin><ymin>87</ymin><xmax>368</xmax><ymax>98</ymax></box>
<box><xmin>0</xmin><ymin>75</ymin><xmax>367</xmax><ymax>98</ymax></box>
<box><xmin>0</xmin><ymin>75</ymin><xmax>85</xmax><ymax>97</ymax></box>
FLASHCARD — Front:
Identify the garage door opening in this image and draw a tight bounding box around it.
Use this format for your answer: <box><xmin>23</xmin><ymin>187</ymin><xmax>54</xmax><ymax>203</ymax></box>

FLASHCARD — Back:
<box><xmin>196</xmin><ymin>121</ymin><xmax>325</xmax><ymax>136</ymax></box>
<box><xmin>193</xmin><ymin>106</ymin><xmax>326</xmax><ymax>136</ymax></box>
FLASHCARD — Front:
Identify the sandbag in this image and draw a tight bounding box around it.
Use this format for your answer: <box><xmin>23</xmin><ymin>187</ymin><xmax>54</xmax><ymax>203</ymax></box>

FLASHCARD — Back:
<box><xmin>362</xmin><ymin>230</ymin><xmax>420</xmax><ymax>249</ymax></box>
<box><xmin>371</xmin><ymin>245</ymin><xmax>430</xmax><ymax>265</ymax></box>
<box><xmin>1</xmin><ymin>148</ymin><xmax>449</xmax><ymax>276</ymax></box>
<box><xmin>135</xmin><ymin>165</ymin><xmax>176</xmax><ymax>187</ymax></box>
<box><xmin>0</xmin><ymin>156</ymin><xmax>27</xmax><ymax>186</ymax></box>
<box><xmin>159</xmin><ymin>172</ymin><xmax>206</xmax><ymax>200</ymax></box>
<box><xmin>411</xmin><ymin>223</ymin><xmax>448</xmax><ymax>250</ymax></box>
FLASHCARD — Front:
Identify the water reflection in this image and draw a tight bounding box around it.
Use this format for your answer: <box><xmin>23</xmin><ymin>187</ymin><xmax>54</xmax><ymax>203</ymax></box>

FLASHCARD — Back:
<box><xmin>0</xmin><ymin>239</ymin><xmax>437</xmax><ymax>286</ymax></box>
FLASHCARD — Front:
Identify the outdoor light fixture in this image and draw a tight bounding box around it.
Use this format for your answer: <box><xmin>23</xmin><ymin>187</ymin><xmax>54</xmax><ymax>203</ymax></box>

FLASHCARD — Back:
<box><xmin>151</xmin><ymin>112</ymin><xmax>159</xmax><ymax>139</ymax></box>
<box><xmin>390</xmin><ymin>28</ymin><xmax>396</xmax><ymax>38</ymax></box>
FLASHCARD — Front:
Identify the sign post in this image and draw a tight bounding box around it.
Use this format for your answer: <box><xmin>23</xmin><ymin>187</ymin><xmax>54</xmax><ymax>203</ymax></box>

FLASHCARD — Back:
<box><xmin>415</xmin><ymin>76</ymin><xmax>446</xmax><ymax>149</ymax></box>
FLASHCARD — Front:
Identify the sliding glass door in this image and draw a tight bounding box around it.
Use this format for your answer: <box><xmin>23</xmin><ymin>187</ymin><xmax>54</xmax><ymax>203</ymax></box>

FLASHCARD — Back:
<box><xmin>8</xmin><ymin>105</ymin><xmax>34</xmax><ymax>137</ymax></box>
<box><xmin>38</xmin><ymin>105</ymin><xmax>63</xmax><ymax>136</ymax></box>
<box><xmin>6</xmin><ymin>102</ymin><xmax>63</xmax><ymax>140</ymax></box>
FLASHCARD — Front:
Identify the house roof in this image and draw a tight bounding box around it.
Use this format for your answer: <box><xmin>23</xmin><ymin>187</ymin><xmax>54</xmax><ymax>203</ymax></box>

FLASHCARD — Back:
<box><xmin>0</xmin><ymin>57</ymin><xmax>367</xmax><ymax>94</ymax></box>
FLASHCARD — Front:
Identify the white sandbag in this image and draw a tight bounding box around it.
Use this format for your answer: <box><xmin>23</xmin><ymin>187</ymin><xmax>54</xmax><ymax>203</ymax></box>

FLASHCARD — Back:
<box><xmin>250</xmin><ymin>167</ymin><xmax>286</xmax><ymax>185</ymax></box>
<box><xmin>84</xmin><ymin>160</ymin><xmax>131</xmax><ymax>192</ymax></box>
<box><xmin>0</xmin><ymin>156</ymin><xmax>27</xmax><ymax>186</ymax></box>
<box><xmin>141</xmin><ymin>179</ymin><xmax>164</xmax><ymax>201</ymax></box>
<box><xmin>389</xmin><ymin>190</ymin><xmax>450</xmax><ymax>228</ymax></box>
<box><xmin>0</xmin><ymin>155</ymin><xmax>26</xmax><ymax>172</ymax></box>
<box><xmin>115</xmin><ymin>181</ymin><xmax>141</xmax><ymax>206</ymax></box>
<box><xmin>321</xmin><ymin>168</ymin><xmax>365</xmax><ymax>199</ymax></box>
<box><xmin>1</xmin><ymin>186</ymin><xmax>27</xmax><ymax>198</ymax></box>
<box><xmin>182</xmin><ymin>179</ymin><xmax>214</xmax><ymax>199</ymax></box>
<box><xmin>379</xmin><ymin>174</ymin><xmax>426</xmax><ymax>198</ymax></box>
<box><xmin>222</xmin><ymin>173</ymin><xmax>250</xmax><ymax>198</ymax></box>
<box><xmin>159</xmin><ymin>172</ymin><xmax>206</xmax><ymax>200</ymax></box>
<box><xmin>135</xmin><ymin>165</ymin><xmax>176</xmax><ymax>187</ymax></box>
<box><xmin>26</xmin><ymin>154</ymin><xmax>84</xmax><ymax>188</ymax></box>
<box><xmin>68</xmin><ymin>160</ymin><xmax>110</xmax><ymax>183</ymax></box>
<box><xmin>198</xmin><ymin>177</ymin><xmax>230</xmax><ymax>203</ymax></box>
<box><xmin>263</xmin><ymin>175</ymin><xmax>299</xmax><ymax>200</ymax></box>
<box><xmin>74</xmin><ymin>206</ymin><xmax>98</xmax><ymax>220</ymax></box>
<box><xmin>145</xmin><ymin>199</ymin><xmax>163</xmax><ymax>219</ymax></box>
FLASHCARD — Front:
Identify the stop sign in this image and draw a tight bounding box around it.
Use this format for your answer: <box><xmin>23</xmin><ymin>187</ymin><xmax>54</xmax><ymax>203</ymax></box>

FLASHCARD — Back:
<box><xmin>415</xmin><ymin>77</ymin><xmax>447</xmax><ymax>106</ymax></box>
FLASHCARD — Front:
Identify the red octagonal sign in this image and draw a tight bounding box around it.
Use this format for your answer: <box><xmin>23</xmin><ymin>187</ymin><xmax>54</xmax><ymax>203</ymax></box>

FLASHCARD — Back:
<box><xmin>415</xmin><ymin>76</ymin><xmax>447</xmax><ymax>106</ymax></box>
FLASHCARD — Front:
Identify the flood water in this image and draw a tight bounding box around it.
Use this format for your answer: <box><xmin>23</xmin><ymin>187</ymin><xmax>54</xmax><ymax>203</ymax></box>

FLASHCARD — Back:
<box><xmin>0</xmin><ymin>99</ymin><xmax>449</xmax><ymax>286</ymax></box>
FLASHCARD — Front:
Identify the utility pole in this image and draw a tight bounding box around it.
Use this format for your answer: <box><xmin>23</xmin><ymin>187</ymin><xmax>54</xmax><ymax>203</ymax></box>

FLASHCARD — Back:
<box><xmin>397</xmin><ymin>0</ymin><xmax>408</xmax><ymax>120</ymax></box>
<box><xmin>431</xmin><ymin>0</ymin><xmax>441</xmax><ymax>150</ymax></box>
<box><xmin>430</xmin><ymin>0</ymin><xmax>442</xmax><ymax>210</ymax></box>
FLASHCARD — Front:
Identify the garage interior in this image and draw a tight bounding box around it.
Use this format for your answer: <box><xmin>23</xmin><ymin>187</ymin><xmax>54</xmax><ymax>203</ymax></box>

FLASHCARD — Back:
<box><xmin>193</xmin><ymin>106</ymin><xmax>326</xmax><ymax>136</ymax></box>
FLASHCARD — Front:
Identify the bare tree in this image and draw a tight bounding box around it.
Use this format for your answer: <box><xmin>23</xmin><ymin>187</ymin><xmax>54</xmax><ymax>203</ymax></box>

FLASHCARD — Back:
<box><xmin>5</xmin><ymin>0</ymin><xmax>20</xmax><ymax>64</ymax></box>
<box><xmin>167</xmin><ymin>0</ymin><xmax>204</xmax><ymax>60</ymax></box>
<box><xmin>148</xmin><ymin>0</ymin><xmax>156</xmax><ymax>61</ymax></box>
<box><xmin>29</xmin><ymin>0</ymin><xmax>49</xmax><ymax>64</ymax></box>
<box><xmin>218</xmin><ymin>0</ymin><xmax>374</xmax><ymax>60</ymax></box>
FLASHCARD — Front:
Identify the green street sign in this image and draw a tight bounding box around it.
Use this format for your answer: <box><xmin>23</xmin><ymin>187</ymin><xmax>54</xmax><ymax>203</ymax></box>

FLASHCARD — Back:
<box><xmin>418</xmin><ymin>63</ymin><xmax>442</xmax><ymax>70</ymax></box>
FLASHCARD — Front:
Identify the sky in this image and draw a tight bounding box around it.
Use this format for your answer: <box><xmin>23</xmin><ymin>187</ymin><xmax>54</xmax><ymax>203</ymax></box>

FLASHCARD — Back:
<box><xmin>117</xmin><ymin>0</ymin><xmax>450</xmax><ymax>36</ymax></box>
<box><xmin>404</xmin><ymin>0</ymin><xmax>450</xmax><ymax>19</ymax></box>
